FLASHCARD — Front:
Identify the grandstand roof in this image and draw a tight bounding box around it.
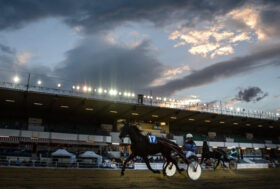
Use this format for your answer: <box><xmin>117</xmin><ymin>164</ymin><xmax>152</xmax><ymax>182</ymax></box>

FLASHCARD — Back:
<box><xmin>0</xmin><ymin>87</ymin><xmax>279</xmax><ymax>134</ymax></box>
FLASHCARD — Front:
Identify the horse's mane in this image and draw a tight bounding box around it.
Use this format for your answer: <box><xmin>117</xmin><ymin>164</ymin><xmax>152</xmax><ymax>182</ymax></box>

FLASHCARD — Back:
<box><xmin>130</xmin><ymin>125</ymin><xmax>142</xmax><ymax>135</ymax></box>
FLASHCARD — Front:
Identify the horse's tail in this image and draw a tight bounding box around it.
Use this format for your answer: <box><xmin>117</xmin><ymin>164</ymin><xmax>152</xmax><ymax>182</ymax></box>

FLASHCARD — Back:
<box><xmin>215</xmin><ymin>149</ymin><xmax>228</xmax><ymax>161</ymax></box>
<box><xmin>158</xmin><ymin>138</ymin><xmax>186</xmax><ymax>160</ymax></box>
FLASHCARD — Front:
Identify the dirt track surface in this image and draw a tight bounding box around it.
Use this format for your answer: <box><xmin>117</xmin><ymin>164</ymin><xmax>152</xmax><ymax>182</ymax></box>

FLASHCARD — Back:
<box><xmin>0</xmin><ymin>168</ymin><xmax>280</xmax><ymax>189</ymax></box>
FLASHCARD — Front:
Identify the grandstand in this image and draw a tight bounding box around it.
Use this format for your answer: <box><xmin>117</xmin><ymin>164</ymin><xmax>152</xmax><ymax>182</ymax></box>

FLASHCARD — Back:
<box><xmin>0</xmin><ymin>76</ymin><xmax>279</xmax><ymax>169</ymax></box>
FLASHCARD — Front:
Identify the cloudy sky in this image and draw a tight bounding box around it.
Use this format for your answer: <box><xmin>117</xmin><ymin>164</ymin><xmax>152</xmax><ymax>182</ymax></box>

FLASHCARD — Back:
<box><xmin>0</xmin><ymin>0</ymin><xmax>280</xmax><ymax>113</ymax></box>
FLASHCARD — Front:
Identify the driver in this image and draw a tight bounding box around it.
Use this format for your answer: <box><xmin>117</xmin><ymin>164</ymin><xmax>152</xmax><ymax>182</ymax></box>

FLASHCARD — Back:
<box><xmin>228</xmin><ymin>146</ymin><xmax>239</xmax><ymax>160</ymax></box>
<box><xmin>183</xmin><ymin>133</ymin><xmax>196</xmax><ymax>159</ymax></box>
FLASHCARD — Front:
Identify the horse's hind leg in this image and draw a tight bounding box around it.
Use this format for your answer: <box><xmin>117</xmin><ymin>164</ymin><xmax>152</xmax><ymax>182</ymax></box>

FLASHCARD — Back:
<box><xmin>162</xmin><ymin>159</ymin><xmax>169</xmax><ymax>176</ymax></box>
<box><xmin>143</xmin><ymin>156</ymin><xmax>160</xmax><ymax>174</ymax></box>
<box><xmin>121</xmin><ymin>153</ymin><xmax>135</xmax><ymax>176</ymax></box>
<box><xmin>166</xmin><ymin>154</ymin><xmax>183</xmax><ymax>174</ymax></box>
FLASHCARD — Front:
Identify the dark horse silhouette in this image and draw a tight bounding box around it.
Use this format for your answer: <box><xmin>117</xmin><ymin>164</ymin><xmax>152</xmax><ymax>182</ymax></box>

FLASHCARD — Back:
<box><xmin>201</xmin><ymin>141</ymin><xmax>228</xmax><ymax>170</ymax></box>
<box><xmin>119</xmin><ymin>123</ymin><xmax>184</xmax><ymax>176</ymax></box>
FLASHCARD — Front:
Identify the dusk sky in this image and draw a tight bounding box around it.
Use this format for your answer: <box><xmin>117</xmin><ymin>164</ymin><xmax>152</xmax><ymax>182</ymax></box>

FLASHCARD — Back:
<box><xmin>0</xmin><ymin>0</ymin><xmax>280</xmax><ymax>113</ymax></box>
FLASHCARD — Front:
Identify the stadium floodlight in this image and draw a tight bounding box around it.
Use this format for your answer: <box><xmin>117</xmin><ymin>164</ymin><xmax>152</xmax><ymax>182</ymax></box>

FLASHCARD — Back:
<box><xmin>34</xmin><ymin>102</ymin><xmax>43</xmax><ymax>106</ymax></box>
<box><xmin>57</xmin><ymin>83</ymin><xmax>61</xmax><ymax>88</ymax></box>
<box><xmin>83</xmin><ymin>86</ymin><xmax>88</xmax><ymax>92</ymax></box>
<box><xmin>109</xmin><ymin>89</ymin><xmax>117</xmax><ymax>96</ymax></box>
<box><xmin>97</xmin><ymin>88</ymin><xmax>103</xmax><ymax>94</ymax></box>
<box><xmin>85</xmin><ymin>107</ymin><xmax>94</xmax><ymax>111</ymax></box>
<box><xmin>132</xmin><ymin>93</ymin><xmax>135</xmax><ymax>97</ymax></box>
<box><xmin>5</xmin><ymin>99</ymin><xmax>15</xmax><ymax>103</ymax></box>
<box><xmin>88</xmin><ymin>87</ymin><xmax>92</xmax><ymax>92</ymax></box>
<box><xmin>13</xmin><ymin>76</ymin><xmax>20</xmax><ymax>83</ymax></box>
<box><xmin>104</xmin><ymin>90</ymin><xmax>107</xmax><ymax>93</ymax></box>
<box><xmin>76</xmin><ymin>85</ymin><xmax>80</xmax><ymax>90</ymax></box>
<box><xmin>37</xmin><ymin>80</ymin><xmax>42</xmax><ymax>85</ymax></box>
<box><xmin>254</xmin><ymin>147</ymin><xmax>259</xmax><ymax>150</ymax></box>
<box><xmin>123</xmin><ymin>92</ymin><xmax>127</xmax><ymax>96</ymax></box>
<box><xmin>127</xmin><ymin>92</ymin><xmax>131</xmax><ymax>97</ymax></box>
<box><xmin>236</xmin><ymin>107</ymin><xmax>240</xmax><ymax>112</ymax></box>
<box><xmin>110</xmin><ymin>110</ymin><xmax>118</xmax><ymax>114</ymax></box>
<box><xmin>163</xmin><ymin>98</ymin><xmax>167</xmax><ymax>102</ymax></box>
<box><xmin>118</xmin><ymin>92</ymin><xmax>122</xmax><ymax>95</ymax></box>
<box><xmin>72</xmin><ymin>85</ymin><xmax>75</xmax><ymax>89</ymax></box>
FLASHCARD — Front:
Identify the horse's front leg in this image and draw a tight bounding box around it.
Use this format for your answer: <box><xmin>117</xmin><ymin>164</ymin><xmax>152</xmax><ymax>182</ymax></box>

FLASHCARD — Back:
<box><xmin>121</xmin><ymin>153</ymin><xmax>135</xmax><ymax>176</ymax></box>
<box><xmin>214</xmin><ymin>159</ymin><xmax>220</xmax><ymax>170</ymax></box>
<box><xmin>143</xmin><ymin>156</ymin><xmax>160</xmax><ymax>174</ymax></box>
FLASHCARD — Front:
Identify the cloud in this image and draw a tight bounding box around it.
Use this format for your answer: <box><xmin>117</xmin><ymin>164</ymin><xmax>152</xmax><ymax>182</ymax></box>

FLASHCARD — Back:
<box><xmin>0</xmin><ymin>43</ymin><xmax>15</xmax><ymax>54</ymax></box>
<box><xmin>0</xmin><ymin>0</ymin><xmax>246</xmax><ymax>33</ymax></box>
<box><xmin>150</xmin><ymin>65</ymin><xmax>190</xmax><ymax>87</ymax></box>
<box><xmin>15</xmin><ymin>51</ymin><xmax>33</xmax><ymax>65</ymax></box>
<box><xmin>168</xmin><ymin>2</ymin><xmax>280</xmax><ymax>58</ymax></box>
<box><xmin>236</xmin><ymin>87</ymin><xmax>268</xmax><ymax>102</ymax></box>
<box><xmin>54</xmin><ymin>37</ymin><xmax>165</xmax><ymax>90</ymax></box>
<box><xmin>150</xmin><ymin>43</ymin><xmax>280</xmax><ymax>96</ymax></box>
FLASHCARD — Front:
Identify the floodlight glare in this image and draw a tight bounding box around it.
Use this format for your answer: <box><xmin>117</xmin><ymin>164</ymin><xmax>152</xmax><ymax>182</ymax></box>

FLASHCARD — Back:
<box><xmin>37</xmin><ymin>80</ymin><xmax>42</xmax><ymax>85</ymax></box>
<box><xmin>57</xmin><ymin>83</ymin><xmax>61</xmax><ymax>88</ymax></box>
<box><xmin>98</xmin><ymin>88</ymin><xmax>103</xmax><ymax>94</ymax></box>
<box><xmin>109</xmin><ymin>89</ymin><xmax>117</xmax><ymax>96</ymax></box>
<box><xmin>83</xmin><ymin>86</ymin><xmax>87</xmax><ymax>92</ymax></box>
<box><xmin>88</xmin><ymin>87</ymin><xmax>92</xmax><ymax>92</ymax></box>
<box><xmin>72</xmin><ymin>85</ymin><xmax>75</xmax><ymax>89</ymax></box>
<box><xmin>13</xmin><ymin>76</ymin><xmax>20</xmax><ymax>83</ymax></box>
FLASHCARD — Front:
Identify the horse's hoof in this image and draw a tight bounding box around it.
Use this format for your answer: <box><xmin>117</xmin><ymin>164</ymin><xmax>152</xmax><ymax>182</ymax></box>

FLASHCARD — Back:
<box><xmin>154</xmin><ymin>170</ymin><xmax>160</xmax><ymax>174</ymax></box>
<box><xmin>179</xmin><ymin>168</ymin><xmax>184</xmax><ymax>172</ymax></box>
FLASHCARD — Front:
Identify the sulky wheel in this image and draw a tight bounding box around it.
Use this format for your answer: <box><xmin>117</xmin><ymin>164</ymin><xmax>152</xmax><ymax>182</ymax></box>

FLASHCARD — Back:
<box><xmin>187</xmin><ymin>161</ymin><xmax>202</xmax><ymax>181</ymax></box>
<box><xmin>229</xmin><ymin>159</ymin><xmax>237</xmax><ymax>170</ymax></box>
<box><xmin>163</xmin><ymin>162</ymin><xmax>176</xmax><ymax>177</ymax></box>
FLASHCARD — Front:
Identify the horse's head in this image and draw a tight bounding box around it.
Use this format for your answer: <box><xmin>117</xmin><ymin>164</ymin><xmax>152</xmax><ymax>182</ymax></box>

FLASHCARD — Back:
<box><xmin>119</xmin><ymin>123</ymin><xmax>130</xmax><ymax>139</ymax></box>
<box><xmin>119</xmin><ymin>123</ymin><xmax>142</xmax><ymax>139</ymax></box>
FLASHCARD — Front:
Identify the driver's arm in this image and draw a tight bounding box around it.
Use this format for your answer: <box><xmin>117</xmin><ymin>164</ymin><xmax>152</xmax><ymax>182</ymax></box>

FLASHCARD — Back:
<box><xmin>184</xmin><ymin>144</ymin><xmax>194</xmax><ymax>152</ymax></box>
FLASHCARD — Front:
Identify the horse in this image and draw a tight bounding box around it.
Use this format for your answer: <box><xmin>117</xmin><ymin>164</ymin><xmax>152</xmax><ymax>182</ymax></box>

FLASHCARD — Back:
<box><xmin>200</xmin><ymin>141</ymin><xmax>228</xmax><ymax>170</ymax></box>
<box><xmin>119</xmin><ymin>123</ymin><xmax>184</xmax><ymax>176</ymax></box>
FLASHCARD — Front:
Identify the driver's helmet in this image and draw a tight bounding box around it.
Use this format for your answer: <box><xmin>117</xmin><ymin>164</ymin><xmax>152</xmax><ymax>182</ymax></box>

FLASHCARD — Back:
<box><xmin>186</xmin><ymin>133</ymin><xmax>193</xmax><ymax>139</ymax></box>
